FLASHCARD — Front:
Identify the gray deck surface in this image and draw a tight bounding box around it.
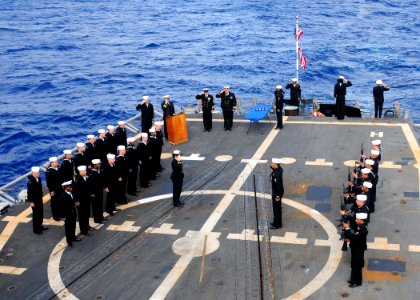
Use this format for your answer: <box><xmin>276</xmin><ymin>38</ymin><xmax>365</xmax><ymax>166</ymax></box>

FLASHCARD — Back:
<box><xmin>0</xmin><ymin>113</ymin><xmax>419</xmax><ymax>300</ymax></box>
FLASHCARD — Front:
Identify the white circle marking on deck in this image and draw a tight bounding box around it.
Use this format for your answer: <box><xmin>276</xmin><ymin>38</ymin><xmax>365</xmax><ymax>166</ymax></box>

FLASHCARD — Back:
<box><xmin>48</xmin><ymin>190</ymin><xmax>340</xmax><ymax>300</ymax></box>
<box><xmin>215</xmin><ymin>155</ymin><xmax>233</xmax><ymax>162</ymax></box>
<box><xmin>343</xmin><ymin>160</ymin><xmax>358</xmax><ymax>167</ymax></box>
<box><xmin>279</xmin><ymin>157</ymin><xmax>297</xmax><ymax>164</ymax></box>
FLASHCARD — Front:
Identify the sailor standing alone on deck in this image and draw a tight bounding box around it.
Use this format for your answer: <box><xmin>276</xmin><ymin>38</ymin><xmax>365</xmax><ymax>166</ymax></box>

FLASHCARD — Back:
<box><xmin>171</xmin><ymin>150</ymin><xmax>185</xmax><ymax>207</ymax></box>
<box><xmin>136</xmin><ymin>96</ymin><xmax>154</xmax><ymax>133</ymax></box>
<box><xmin>334</xmin><ymin>75</ymin><xmax>352</xmax><ymax>120</ymax></box>
<box><xmin>270</xmin><ymin>158</ymin><xmax>284</xmax><ymax>229</ymax></box>
<box><xmin>27</xmin><ymin>167</ymin><xmax>48</xmax><ymax>235</ymax></box>
<box><xmin>216</xmin><ymin>85</ymin><xmax>237</xmax><ymax>131</ymax></box>
<box><xmin>274</xmin><ymin>85</ymin><xmax>285</xmax><ymax>129</ymax></box>
<box><xmin>373</xmin><ymin>80</ymin><xmax>390</xmax><ymax>118</ymax></box>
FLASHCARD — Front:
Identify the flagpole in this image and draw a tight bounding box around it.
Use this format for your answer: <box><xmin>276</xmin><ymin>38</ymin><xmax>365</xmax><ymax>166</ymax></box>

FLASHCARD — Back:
<box><xmin>295</xmin><ymin>16</ymin><xmax>299</xmax><ymax>83</ymax></box>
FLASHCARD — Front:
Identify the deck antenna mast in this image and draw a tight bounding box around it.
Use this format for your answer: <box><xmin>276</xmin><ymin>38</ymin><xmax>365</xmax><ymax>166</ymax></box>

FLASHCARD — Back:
<box><xmin>295</xmin><ymin>16</ymin><xmax>299</xmax><ymax>83</ymax></box>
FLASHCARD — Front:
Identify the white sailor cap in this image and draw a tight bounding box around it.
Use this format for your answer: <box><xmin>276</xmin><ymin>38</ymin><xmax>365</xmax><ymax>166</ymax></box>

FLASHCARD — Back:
<box><xmin>203</xmin><ymin>88</ymin><xmax>209</xmax><ymax>92</ymax></box>
<box><xmin>338</xmin><ymin>75</ymin><xmax>345</xmax><ymax>79</ymax></box>
<box><xmin>142</xmin><ymin>96</ymin><xmax>149</xmax><ymax>100</ymax></box>
<box><xmin>127</xmin><ymin>137</ymin><xmax>135</xmax><ymax>143</ymax></box>
<box><xmin>31</xmin><ymin>166</ymin><xmax>40</xmax><ymax>173</ymax></box>
<box><xmin>371</xmin><ymin>150</ymin><xmax>380</xmax><ymax>156</ymax></box>
<box><xmin>149</xmin><ymin>127</ymin><xmax>156</xmax><ymax>133</ymax></box>
<box><xmin>77</xmin><ymin>165</ymin><xmax>87</xmax><ymax>171</ymax></box>
<box><xmin>163</xmin><ymin>95</ymin><xmax>170</xmax><ymax>99</ymax></box>
<box><xmin>361</xmin><ymin>168</ymin><xmax>371</xmax><ymax>174</ymax></box>
<box><xmin>49</xmin><ymin>157</ymin><xmax>58</xmax><ymax>162</ymax></box>
<box><xmin>356</xmin><ymin>212</ymin><xmax>368</xmax><ymax>220</ymax></box>
<box><xmin>372</xmin><ymin>140</ymin><xmax>381</xmax><ymax>146</ymax></box>
<box><xmin>63</xmin><ymin>150</ymin><xmax>72</xmax><ymax>155</ymax></box>
<box><xmin>141</xmin><ymin>132</ymin><xmax>148</xmax><ymax>138</ymax></box>
<box><xmin>118</xmin><ymin>121</ymin><xmax>125</xmax><ymax>125</ymax></box>
<box><xmin>376</xmin><ymin>80</ymin><xmax>383</xmax><ymax>85</ymax></box>
<box><xmin>275</xmin><ymin>85</ymin><xmax>282</xmax><ymax>90</ymax></box>
<box><xmin>107</xmin><ymin>125</ymin><xmax>115</xmax><ymax>130</ymax></box>
<box><xmin>76</xmin><ymin>142</ymin><xmax>85</xmax><ymax>148</ymax></box>
<box><xmin>107</xmin><ymin>153</ymin><xmax>115</xmax><ymax>159</ymax></box>
<box><xmin>224</xmin><ymin>85</ymin><xmax>230</xmax><ymax>89</ymax></box>
<box><xmin>365</xmin><ymin>159</ymin><xmax>375</xmax><ymax>166</ymax></box>
<box><xmin>117</xmin><ymin>145</ymin><xmax>126</xmax><ymax>151</ymax></box>
<box><xmin>363</xmin><ymin>181</ymin><xmax>373</xmax><ymax>188</ymax></box>
<box><xmin>272</xmin><ymin>158</ymin><xmax>282</xmax><ymax>164</ymax></box>
<box><xmin>173</xmin><ymin>150</ymin><xmax>181</xmax><ymax>155</ymax></box>
<box><xmin>92</xmin><ymin>159</ymin><xmax>101</xmax><ymax>165</ymax></box>
<box><xmin>356</xmin><ymin>194</ymin><xmax>367</xmax><ymax>201</ymax></box>
<box><xmin>98</xmin><ymin>129</ymin><xmax>106</xmax><ymax>134</ymax></box>
<box><xmin>154</xmin><ymin>121</ymin><xmax>164</xmax><ymax>126</ymax></box>
<box><xmin>87</xmin><ymin>134</ymin><xmax>95</xmax><ymax>139</ymax></box>
<box><xmin>292</xmin><ymin>78</ymin><xmax>297</xmax><ymax>82</ymax></box>
<box><xmin>61</xmin><ymin>180</ymin><xmax>73</xmax><ymax>187</ymax></box>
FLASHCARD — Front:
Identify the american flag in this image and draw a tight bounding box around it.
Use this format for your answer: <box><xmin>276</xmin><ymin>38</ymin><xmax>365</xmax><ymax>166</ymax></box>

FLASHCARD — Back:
<box><xmin>296</xmin><ymin>27</ymin><xmax>303</xmax><ymax>41</ymax></box>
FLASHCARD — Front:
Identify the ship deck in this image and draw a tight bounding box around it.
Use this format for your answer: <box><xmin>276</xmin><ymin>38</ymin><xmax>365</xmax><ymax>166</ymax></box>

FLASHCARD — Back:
<box><xmin>1</xmin><ymin>114</ymin><xmax>419</xmax><ymax>300</ymax></box>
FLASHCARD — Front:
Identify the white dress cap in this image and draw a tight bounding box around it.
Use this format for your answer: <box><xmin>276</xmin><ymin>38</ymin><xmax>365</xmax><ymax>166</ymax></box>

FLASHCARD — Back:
<box><xmin>91</xmin><ymin>159</ymin><xmax>101</xmax><ymax>165</ymax></box>
<box><xmin>49</xmin><ymin>157</ymin><xmax>58</xmax><ymax>162</ymax></box>
<box><xmin>363</xmin><ymin>181</ymin><xmax>373</xmax><ymax>188</ymax></box>
<box><xmin>376</xmin><ymin>80</ymin><xmax>383</xmax><ymax>85</ymax></box>
<box><xmin>149</xmin><ymin>127</ymin><xmax>156</xmax><ymax>133</ymax></box>
<box><xmin>372</xmin><ymin>140</ymin><xmax>381</xmax><ymax>146</ymax></box>
<box><xmin>173</xmin><ymin>150</ymin><xmax>181</xmax><ymax>155</ymax></box>
<box><xmin>141</xmin><ymin>132</ymin><xmax>148</xmax><ymax>138</ymax></box>
<box><xmin>61</xmin><ymin>180</ymin><xmax>73</xmax><ymax>187</ymax></box>
<box><xmin>118</xmin><ymin>121</ymin><xmax>125</xmax><ymax>125</ymax></box>
<box><xmin>272</xmin><ymin>158</ymin><xmax>282</xmax><ymax>164</ymax></box>
<box><xmin>163</xmin><ymin>95</ymin><xmax>170</xmax><ymax>99</ymax></box>
<box><xmin>127</xmin><ymin>137</ymin><xmax>135</xmax><ymax>143</ymax></box>
<box><xmin>371</xmin><ymin>149</ymin><xmax>380</xmax><ymax>156</ymax></box>
<box><xmin>98</xmin><ymin>129</ymin><xmax>106</xmax><ymax>134</ymax></box>
<box><xmin>76</xmin><ymin>142</ymin><xmax>85</xmax><ymax>148</ymax></box>
<box><xmin>361</xmin><ymin>168</ymin><xmax>370</xmax><ymax>174</ymax></box>
<box><xmin>107</xmin><ymin>153</ymin><xmax>116</xmax><ymax>159</ymax></box>
<box><xmin>107</xmin><ymin>125</ymin><xmax>115</xmax><ymax>130</ymax></box>
<box><xmin>31</xmin><ymin>166</ymin><xmax>40</xmax><ymax>173</ymax></box>
<box><xmin>292</xmin><ymin>78</ymin><xmax>297</xmax><ymax>82</ymax></box>
<box><xmin>275</xmin><ymin>85</ymin><xmax>282</xmax><ymax>89</ymax></box>
<box><xmin>77</xmin><ymin>165</ymin><xmax>87</xmax><ymax>171</ymax></box>
<box><xmin>87</xmin><ymin>134</ymin><xmax>95</xmax><ymax>139</ymax></box>
<box><xmin>224</xmin><ymin>85</ymin><xmax>230</xmax><ymax>89</ymax></box>
<box><xmin>356</xmin><ymin>212</ymin><xmax>368</xmax><ymax>220</ymax></box>
<box><xmin>63</xmin><ymin>150</ymin><xmax>72</xmax><ymax>155</ymax></box>
<box><xmin>154</xmin><ymin>121</ymin><xmax>164</xmax><ymax>126</ymax></box>
<box><xmin>356</xmin><ymin>194</ymin><xmax>367</xmax><ymax>201</ymax></box>
<box><xmin>117</xmin><ymin>145</ymin><xmax>126</xmax><ymax>151</ymax></box>
<box><xmin>365</xmin><ymin>159</ymin><xmax>375</xmax><ymax>166</ymax></box>
<box><xmin>338</xmin><ymin>76</ymin><xmax>345</xmax><ymax>79</ymax></box>
<box><xmin>142</xmin><ymin>96</ymin><xmax>149</xmax><ymax>100</ymax></box>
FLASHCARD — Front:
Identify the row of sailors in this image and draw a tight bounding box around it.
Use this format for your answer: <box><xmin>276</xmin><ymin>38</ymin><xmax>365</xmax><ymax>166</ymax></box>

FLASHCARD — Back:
<box><xmin>27</xmin><ymin>121</ymin><xmax>167</xmax><ymax>246</ymax></box>
<box><xmin>338</xmin><ymin>139</ymin><xmax>382</xmax><ymax>288</ymax></box>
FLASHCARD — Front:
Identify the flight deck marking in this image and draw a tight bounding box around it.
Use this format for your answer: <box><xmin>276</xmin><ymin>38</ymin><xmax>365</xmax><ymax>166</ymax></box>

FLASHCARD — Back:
<box><xmin>215</xmin><ymin>155</ymin><xmax>233</xmax><ymax>162</ymax></box>
<box><xmin>181</xmin><ymin>154</ymin><xmax>205</xmax><ymax>161</ymax></box>
<box><xmin>305</xmin><ymin>158</ymin><xmax>333</xmax><ymax>166</ymax></box>
<box><xmin>0</xmin><ymin>265</ymin><xmax>27</xmax><ymax>275</ymax></box>
<box><xmin>367</xmin><ymin>237</ymin><xmax>400</xmax><ymax>251</ymax></box>
<box><xmin>271</xmin><ymin>232</ymin><xmax>308</xmax><ymax>245</ymax></box>
<box><xmin>408</xmin><ymin>245</ymin><xmax>420</xmax><ymax>252</ymax></box>
<box><xmin>370</xmin><ymin>131</ymin><xmax>384</xmax><ymax>138</ymax></box>
<box><xmin>148</xmin><ymin>223</ymin><xmax>180</xmax><ymax>235</ymax></box>
<box><xmin>227</xmin><ymin>229</ymin><xmax>262</xmax><ymax>242</ymax></box>
<box><xmin>379</xmin><ymin>161</ymin><xmax>402</xmax><ymax>169</ymax></box>
<box><xmin>241</xmin><ymin>159</ymin><xmax>268</xmax><ymax>164</ymax></box>
<box><xmin>106</xmin><ymin>221</ymin><xmax>141</xmax><ymax>232</ymax></box>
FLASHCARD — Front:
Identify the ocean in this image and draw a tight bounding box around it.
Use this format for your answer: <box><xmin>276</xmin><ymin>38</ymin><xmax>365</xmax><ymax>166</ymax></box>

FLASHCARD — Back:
<box><xmin>0</xmin><ymin>0</ymin><xmax>419</xmax><ymax>186</ymax></box>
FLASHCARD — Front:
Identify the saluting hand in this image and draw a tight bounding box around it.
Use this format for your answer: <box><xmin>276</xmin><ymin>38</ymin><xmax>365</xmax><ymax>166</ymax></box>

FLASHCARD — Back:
<box><xmin>275</xmin><ymin>196</ymin><xmax>281</xmax><ymax>202</ymax></box>
<box><xmin>30</xmin><ymin>202</ymin><xmax>35</xmax><ymax>208</ymax></box>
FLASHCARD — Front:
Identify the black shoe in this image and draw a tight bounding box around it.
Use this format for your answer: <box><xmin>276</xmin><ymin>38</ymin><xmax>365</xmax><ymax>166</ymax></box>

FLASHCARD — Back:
<box><xmin>68</xmin><ymin>243</ymin><xmax>73</xmax><ymax>247</ymax></box>
<box><xmin>224</xmin><ymin>128</ymin><xmax>228</xmax><ymax>131</ymax></box>
<box><xmin>73</xmin><ymin>238</ymin><xmax>82</xmax><ymax>242</ymax></box>
<box><xmin>279</xmin><ymin>126</ymin><xmax>283</xmax><ymax>129</ymax></box>
<box><xmin>108</xmin><ymin>212</ymin><xmax>114</xmax><ymax>216</ymax></box>
<box><xmin>34</xmin><ymin>231</ymin><xmax>43</xmax><ymax>235</ymax></box>
<box><xmin>174</xmin><ymin>203</ymin><xmax>184</xmax><ymax>207</ymax></box>
<box><xmin>204</xmin><ymin>129</ymin><xmax>208</xmax><ymax>132</ymax></box>
<box><xmin>41</xmin><ymin>225</ymin><xmax>48</xmax><ymax>231</ymax></box>
<box><xmin>81</xmin><ymin>232</ymin><xmax>90</xmax><ymax>236</ymax></box>
<box><xmin>208</xmin><ymin>129</ymin><xmax>212</xmax><ymax>132</ymax></box>
<box><xmin>270</xmin><ymin>225</ymin><xmax>282</xmax><ymax>229</ymax></box>
<box><xmin>348</xmin><ymin>283</ymin><xmax>361</xmax><ymax>288</ymax></box>
<box><xmin>114</xmin><ymin>208</ymin><xmax>122</xmax><ymax>212</ymax></box>
<box><xmin>95</xmin><ymin>220</ymin><xmax>103</xmax><ymax>224</ymax></box>
<box><xmin>347</xmin><ymin>280</ymin><xmax>352</xmax><ymax>284</ymax></box>
<box><xmin>228</xmin><ymin>128</ymin><xmax>232</xmax><ymax>131</ymax></box>
<box><xmin>128</xmin><ymin>192</ymin><xmax>137</xmax><ymax>196</ymax></box>
<box><xmin>274</xmin><ymin>127</ymin><xmax>280</xmax><ymax>130</ymax></box>
<box><xmin>270</xmin><ymin>222</ymin><xmax>275</xmax><ymax>226</ymax></box>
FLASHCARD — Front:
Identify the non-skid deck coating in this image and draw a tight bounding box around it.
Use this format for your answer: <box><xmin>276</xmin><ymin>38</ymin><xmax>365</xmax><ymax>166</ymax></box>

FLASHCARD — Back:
<box><xmin>1</xmin><ymin>114</ymin><xmax>419</xmax><ymax>300</ymax></box>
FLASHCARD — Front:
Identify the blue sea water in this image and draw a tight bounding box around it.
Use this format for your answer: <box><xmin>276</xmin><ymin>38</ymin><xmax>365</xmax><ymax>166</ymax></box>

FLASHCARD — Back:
<box><xmin>0</xmin><ymin>0</ymin><xmax>419</xmax><ymax>186</ymax></box>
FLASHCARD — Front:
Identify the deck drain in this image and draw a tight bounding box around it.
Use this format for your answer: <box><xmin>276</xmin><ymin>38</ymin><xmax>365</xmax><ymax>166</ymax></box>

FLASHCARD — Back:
<box><xmin>313</xmin><ymin>225</ymin><xmax>319</xmax><ymax>228</ymax></box>
<box><xmin>375</xmin><ymin>287</ymin><xmax>382</xmax><ymax>291</ymax></box>
<box><xmin>154</xmin><ymin>275</ymin><xmax>160</xmax><ymax>279</ymax></box>
<box><xmin>210</xmin><ymin>203</ymin><xmax>214</xmax><ymax>206</ymax></box>
<box><xmin>300</xmin><ymin>265</ymin><xmax>306</xmax><ymax>269</ymax></box>
<box><xmin>7</xmin><ymin>286</ymin><xmax>16</xmax><ymax>291</ymax></box>
<box><xmin>211</xmin><ymin>257</ymin><xmax>220</xmax><ymax>262</ymax></box>
<box><xmin>184</xmin><ymin>217</ymin><xmax>190</xmax><ymax>220</ymax></box>
<box><xmin>95</xmin><ymin>295</ymin><xmax>104</xmax><ymax>300</ymax></box>
<box><xmin>132</xmin><ymin>255</ymin><xmax>139</xmax><ymax>260</ymax></box>
<box><xmin>340</xmin><ymin>292</ymin><xmax>349</xmax><ymax>298</ymax></box>
<box><xmin>395</xmin><ymin>229</ymin><xmax>400</xmax><ymax>233</ymax></box>
<box><xmin>216</xmin><ymin>281</ymin><xmax>224</xmax><ymax>286</ymax></box>
<box><xmin>223</xmin><ymin>220</ymin><xmax>228</xmax><ymax>223</ymax></box>
<box><xmin>59</xmin><ymin>266</ymin><xmax>65</xmax><ymax>270</ymax></box>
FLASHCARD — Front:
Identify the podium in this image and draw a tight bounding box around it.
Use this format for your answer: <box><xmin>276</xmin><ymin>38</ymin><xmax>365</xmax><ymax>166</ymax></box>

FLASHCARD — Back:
<box><xmin>166</xmin><ymin>112</ymin><xmax>188</xmax><ymax>145</ymax></box>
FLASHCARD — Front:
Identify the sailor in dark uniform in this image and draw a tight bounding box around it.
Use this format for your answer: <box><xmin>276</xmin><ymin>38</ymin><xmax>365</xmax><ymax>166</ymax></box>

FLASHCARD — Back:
<box><xmin>196</xmin><ymin>88</ymin><xmax>214</xmax><ymax>132</ymax></box>
<box><xmin>115</xmin><ymin>145</ymin><xmax>128</xmax><ymax>204</ymax></box>
<box><xmin>85</xmin><ymin>134</ymin><xmax>97</xmax><ymax>169</ymax></box>
<box><xmin>125</xmin><ymin>137</ymin><xmax>139</xmax><ymax>196</ymax></box>
<box><xmin>115</xmin><ymin>121</ymin><xmax>128</xmax><ymax>148</ymax></box>
<box><xmin>274</xmin><ymin>85</ymin><xmax>285</xmax><ymax>129</ymax></box>
<box><xmin>59</xmin><ymin>181</ymin><xmax>81</xmax><ymax>247</ymax></box>
<box><xmin>95</xmin><ymin>129</ymin><xmax>107</xmax><ymax>164</ymax></box>
<box><xmin>270</xmin><ymin>158</ymin><xmax>284</xmax><ymax>229</ymax></box>
<box><xmin>334</xmin><ymin>75</ymin><xmax>352</xmax><ymax>120</ymax></box>
<box><xmin>343</xmin><ymin>212</ymin><xmax>368</xmax><ymax>288</ymax></box>
<box><xmin>88</xmin><ymin>159</ymin><xmax>105</xmax><ymax>223</ymax></box>
<box><xmin>372</xmin><ymin>140</ymin><xmax>382</xmax><ymax>162</ymax></box>
<box><xmin>103</xmin><ymin>153</ymin><xmax>119</xmax><ymax>216</ymax></box>
<box><xmin>216</xmin><ymin>85</ymin><xmax>237</xmax><ymax>131</ymax></box>
<box><xmin>360</xmin><ymin>181</ymin><xmax>374</xmax><ymax>213</ymax></box>
<box><xmin>285</xmin><ymin>78</ymin><xmax>301</xmax><ymax>114</ymax></box>
<box><xmin>148</xmin><ymin>127</ymin><xmax>161</xmax><ymax>179</ymax></box>
<box><xmin>59</xmin><ymin>149</ymin><xmax>74</xmax><ymax>183</ymax></box>
<box><xmin>368</xmin><ymin>150</ymin><xmax>380</xmax><ymax>175</ymax></box>
<box><xmin>73</xmin><ymin>166</ymin><xmax>91</xmax><ymax>235</ymax></box>
<box><xmin>171</xmin><ymin>150</ymin><xmax>184</xmax><ymax>207</ymax></box>
<box><xmin>154</xmin><ymin>121</ymin><xmax>165</xmax><ymax>172</ymax></box>
<box><xmin>46</xmin><ymin>157</ymin><xmax>62</xmax><ymax>221</ymax></box>
<box><xmin>137</xmin><ymin>133</ymin><xmax>152</xmax><ymax>188</ymax></box>
<box><xmin>74</xmin><ymin>142</ymin><xmax>88</xmax><ymax>175</ymax></box>
<box><xmin>136</xmin><ymin>96</ymin><xmax>154</xmax><ymax>133</ymax></box>
<box><xmin>340</xmin><ymin>194</ymin><xmax>370</xmax><ymax>225</ymax></box>
<box><xmin>27</xmin><ymin>167</ymin><xmax>47</xmax><ymax>234</ymax></box>
<box><xmin>161</xmin><ymin>95</ymin><xmax>175</xmax><ymax>139</ymax></box>
<box><xmin>373</xmin><ymin>80</ymin><xmax>390</xmax><ymax>118</ymax></box>
<box><xmin>105</xmin><ymin>125</ymin><xmax>117</xmax><ymax>155</ymax></box>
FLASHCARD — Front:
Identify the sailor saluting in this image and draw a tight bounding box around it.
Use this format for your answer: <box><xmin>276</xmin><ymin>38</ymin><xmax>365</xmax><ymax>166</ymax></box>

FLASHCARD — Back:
<box><xmin>171</xmin><ymin>150</ymin><xmax>184</xmax><ymax>207</ymax></box>
<box><xmin>216</xmin><ymin>85</ymin><xmax>237</xmax><ymax>131</ymax></box>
